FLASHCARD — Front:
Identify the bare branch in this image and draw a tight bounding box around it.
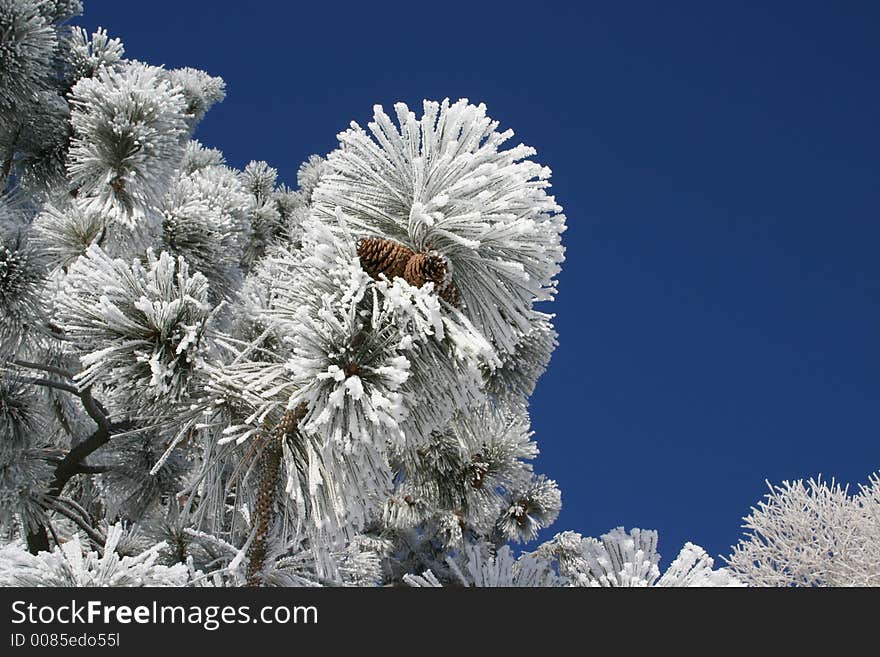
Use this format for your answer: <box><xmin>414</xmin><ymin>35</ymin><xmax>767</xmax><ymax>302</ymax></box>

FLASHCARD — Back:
<box><xmin>18</xmin><ymin>376</ymin><xmax>80</xmax><ymax>397</ymax></box>
<box><xmin>49</xmin><ymin>419</ymin><xmax>134</xmax><ymax>498</ymax></box>
<box><xmin>42</xmin><ymin>497</ymin><xmax>106</xmax><ymax>548</ymax></box>
<box><xmin>16</xmin><ymin>375</ymin><xmax>129</xmax><ymax>554</ymax></box>
<box><xmin>12</xmin><ymin>360</ymin><xmax>75</xmax><ymax>380</ymax></box>
<box><xmin>54</xmin><ymin>496</ymin><xmax>97</xmax><ymax>528</ymax></box>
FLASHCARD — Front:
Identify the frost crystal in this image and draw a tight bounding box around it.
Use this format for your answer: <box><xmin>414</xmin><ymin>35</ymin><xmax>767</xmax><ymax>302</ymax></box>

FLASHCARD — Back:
<box><xmin>311</xmin><ymin>99</ymin><xmax>566</xmax><ymax>356</ymax></box>
<box><xmin>64</xmin><ymin>26</ymin><xmax>124</xmax><ymax>79</ymax></box>
<box><xmin>160</xmin><ymin>160</ymin><xmax>250</xmax><ymax>300</ymax></box>
<box><xmin>534</xmin><ymin>527</ymin><xmax>742</xmax><ymax>587</ymax></box>
<box><xmin>0</xmin><ymin>524</ymin><xmax>189</xmax><ymax>586</ymax></box>
<box><xmin>0</xmin><ymin>227</ymin><xmax>45</xmax><ymax>356</ymax></box>
<box><xmin>0</xmin><ymin>0</ymin><xmax>777</xmax><ymax>591</ymax></box>
<box><xmin>0</xmin><ymin>0</ymin><xmax>57</xmax><ymax>115</ymax></box>
<box><xmin>166</xmin><ymin>66</ymin><xmax>226</xmax><ymax>127</ymax></box>
<box><xmin>727</xmin><ymin>475</ymin><xmax>880</xmax><ymax>587</ymax></box>
<box><xmin>31</xmin><ymin>200</ymin><xmax>106</xmax><ymax>271</ymax></box>
<box><xmin>67</xmin><ymin>62</ymin><xmax>188</xmax><ymax>227</ymax></box>
<box><xmin>57</xmin><ymin>246</ymin><xmax>214</xmax><ymax>409</ymax></box>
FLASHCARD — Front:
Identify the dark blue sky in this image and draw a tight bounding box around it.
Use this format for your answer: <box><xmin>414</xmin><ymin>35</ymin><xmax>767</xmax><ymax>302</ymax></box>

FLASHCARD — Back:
<box><xmin>82</xmin><ymin>1</ymin><xmax>880</xmax><ymax>563</ymax></box>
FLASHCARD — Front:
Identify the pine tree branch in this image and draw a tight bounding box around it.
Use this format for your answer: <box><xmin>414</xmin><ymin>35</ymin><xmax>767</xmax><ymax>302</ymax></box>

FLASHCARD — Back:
<box><xmin>42</xmin><ymin>497</ymin><xmax>106</xmax><ymax>548</ymax></box>
<box><xmin>12</xmin><ymin>359</ymin><xmax>76</xmax><ymax>380</ymax></box>
<box><xmin>18</xmin><ymin>372</ymin><xmax>130</xmax><ymax>554</ymax></box>
<box><xmin>78</xmin><ymin>387</ymin><xmax>113</xmax><ymax>433</ymax></box>
<box><xmin>46</xmin><ymin>521</ymin><xmax>61</xmax><ymax>549</ymax></box>
<box><xmin>18</xmin><ymin>371</ymin><xmax>113</xmax><ymax>432</ymax></box>
<box><xmin>18</xmin><ymin>376</ymin><xmax>80</xmax><ymax>397</ymax></box>
<box><xmin>26</xmin><ymin>416</ymin><xmax>131</xmax><ymax>554</ymax></box>
<box><xmin>54</xmin><ymin>496</ymin><xmax>98</xmax><ymax>527</ymax></box>
<box><xmin>48</xmin><ymin>420</ymin><xmax>134</xmax><ymax>498</ymax></box>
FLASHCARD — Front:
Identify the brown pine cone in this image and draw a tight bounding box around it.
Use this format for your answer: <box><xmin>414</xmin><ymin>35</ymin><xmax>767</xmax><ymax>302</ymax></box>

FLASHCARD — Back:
<box><xmin>357</xmin><ymin>237</ymin><xmax>414</xmax><ymax>281</ymax></box>
<box><xmin>245</xmin><ymin>434</ymin><xmax>283</xmax><ymax>587</ymax></box>
<box><xmin>438</xmin><ymin>280</ymin><xmax>460</xmax><ymax>307</ymax></box>
<box><xmin>279</xmin><ymin>402</ymin><xmax>308</xmax><ymax>437</ymax></box>
<box><xmin>405</xmin><ymin>251</ymin><xmax>461</xmax><ymax>307</ymax></box>
<box><xmin>403</xmin><ymin>252</ymin><xmax>448</xmax><ymax>288</ymax></box>
<box><xmin>245</xmin><ymin>404</ymin><xmax>307</xmax><ymax>587</ymax></box>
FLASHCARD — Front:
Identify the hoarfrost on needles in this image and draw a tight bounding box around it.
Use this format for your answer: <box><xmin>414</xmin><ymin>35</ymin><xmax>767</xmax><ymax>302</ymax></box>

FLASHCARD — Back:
<box><xmin>4</xmin><ymin>0</ymin><xmax>867</xmax><ymax>589</ymax></box>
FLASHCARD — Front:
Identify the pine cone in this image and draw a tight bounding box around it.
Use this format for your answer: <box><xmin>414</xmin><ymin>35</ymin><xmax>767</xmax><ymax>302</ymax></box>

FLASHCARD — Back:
<box><xmin>245</xmin><ymin>405</ymin><xmax>306</xmax><ymax>587</ymax></box>
<box><xmin>279</xmin><ymin>402</ymin><xmax>308</xmax><ymax>436</ymax></box>
<box><xmin>439</xmin><ymin>280</ymin><xmax>460</xmax><ymax>307</ymax></box>
<box><xmin>404</xmin><ymin>251</ymin><xmax>460</xmax><ymax>307</ymax></box>
<box><xmin>245</xmin><ymin>436</ymin><xmax>282</xmax><ymax>587</ymax></box>
<box><xmin>357</xmin><ymin>237</ymin><xmax>414</xmax><ymax>281</ymax></box>
<box><xmin>357</xmin><ymin>236</ymin><xmax>461</xmax><ymax>306</ymax></box>
<box><xmin>403</xmin><ymin>252</ymin><xmax>448</xmax><ymax>288</ymax></box>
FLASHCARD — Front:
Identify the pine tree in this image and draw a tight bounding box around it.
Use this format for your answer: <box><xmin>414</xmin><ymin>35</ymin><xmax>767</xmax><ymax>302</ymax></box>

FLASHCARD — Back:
<box><xmin>0</xmin><ymin>0</ymin><xmax>743</xmax><ymax>588</ymax></box>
